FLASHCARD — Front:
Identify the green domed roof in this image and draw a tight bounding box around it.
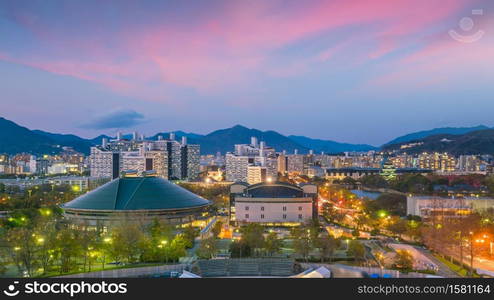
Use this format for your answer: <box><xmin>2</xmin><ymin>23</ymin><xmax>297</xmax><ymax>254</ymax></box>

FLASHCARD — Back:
<box><xmin>62</xmin><ymin>177</ymin><xmax>210</xmax><ymax>211</ymax></box>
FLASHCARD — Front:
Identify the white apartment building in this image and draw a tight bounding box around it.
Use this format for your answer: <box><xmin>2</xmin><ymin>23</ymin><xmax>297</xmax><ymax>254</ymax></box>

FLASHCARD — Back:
<box><xmin>247</xmin><ymin>166</ymin><xmax>267</xmax><ymax>185</ymax></box>
<box><xmin>225</xmin><ymin>153</ymin><xmax>250</xmax><ymax>182</ymax></box>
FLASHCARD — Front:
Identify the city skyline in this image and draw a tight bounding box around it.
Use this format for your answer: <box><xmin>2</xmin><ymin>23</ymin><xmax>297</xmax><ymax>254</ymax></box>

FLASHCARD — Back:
<box><xmin>1</xmin><ymin>0</ymin><xmax>493</xmax><ymax>145</ymax></box>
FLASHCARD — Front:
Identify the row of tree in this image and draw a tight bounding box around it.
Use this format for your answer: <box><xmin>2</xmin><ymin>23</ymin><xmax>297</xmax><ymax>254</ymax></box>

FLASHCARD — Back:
<box><xmin>1</xmin><ymin>212</ymin><xmax>199</xmax><ymax>277</ymax></box>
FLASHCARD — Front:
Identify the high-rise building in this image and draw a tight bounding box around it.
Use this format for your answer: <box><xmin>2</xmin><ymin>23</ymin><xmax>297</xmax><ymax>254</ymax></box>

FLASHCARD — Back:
<box><xmin>181</xmin><ymin>143</ymin><xmax>200</xmax><ymax>181</ymax></box>
<box><xmin>277</xmin><ymin>153</ymin><xmax>287</xmax><ymax>175</ymax></box>
<box><xmin>226</xmin><ymin>153</ymin><xmax>251</xmax><ymax>182</ymax></box>
<box><xmin>226</xmin><ymin>137</ymin><xmax>276</xmax><ymax>182</ymax></box>
<box><xmin>287</xmin><ymin>154</ymin><xmax>304</xmax><ymax>174</ymax></box>
<box><xmin>89</xmin><ymin>132</ymin><xmax>199</xmax><ymax>180</ymax></box>
<box><xmin>247</xmin><ymin>165</ymin><xmax>267</xmax><ymax>185</ymax></box>
<box><xmin>35</xmin><ymin>158</ymin><xmax>50</xmax><ymax>175</ymax></box>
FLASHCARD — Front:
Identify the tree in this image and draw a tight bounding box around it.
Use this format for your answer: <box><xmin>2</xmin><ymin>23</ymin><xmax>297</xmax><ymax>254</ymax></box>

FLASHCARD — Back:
<box><xmin>240</xmin><ymin>224</ymin><xmax>265</xmax><ymax>256</ymax></box>
<box><xmin>394</xmin><ymin>250</ymin><xmax>413</xmax><ymax>271</ymax></box>
<box><xmin>33</xmin><ymin>217</ymin><xmax>58</xmax><ymax>275</ymax></box>
<box><xmin>347</xmin><ymin>240</ymin><xmax>365</xmax><ymax>262</ymax></box>
<box><xmin>182</xmin><ymin>226</ymin><xmax>199</xmax><ymax>247</ymax></box>
<box><xmin>55</xmin><ymin>227</ymin><xmax>83</xmax><ymax>274</ymax></box>
<box><xmin>229</xmin><ymin>240</ymin><xmax>251</xmax><ymax>258</ymax></box>
<box><xmin>368</xmin><ymin>193</ymin><xmax>407</xmax><ymax>216</ymax></box>
<box><xmin>167</xmin><ymin>235</ymin><xmax>188</xmax><ymax>262</ymax></box>
<box><xmin>211</xmin><ymin>220</ymin><xmax>223</xmax><ymax>238</ymax></box>
<box><xmin>341</xmin><ymin>177</ymin><xmax>357</xmax><ymax>186</ymax></box>
<box><xmin>359</xmin><ymin>175</ymin><xmax>388</xmax><ymax>188</ymax></box>
<box><xmin>405</xmin><ymin>219</ymin><xmax>422</xmax><ymax>242</ymax></box>
<box><xmin>264</xmin><ymin>232</ymin><xmax>283</xmax><ymax>256</ymax></box>
<box><xmin>387</xmin><ymin>217</ymin><xmax>408</xmax><ymax>238</ymax></box>
<box><xmin>110</xmin><ymin>222</ymin><xmax>147</xmax><ymax>263</ymax></box>
<box><xmin>316</xmin><ymin>234</ymin><xmax>340</xmax><ymax>262</ymax></box>
<box><xmin>486</xmin><ymin>175</ymin><xmax>494</xmax><ymax>195</ymax></box>
<box><xmin>291</xmin><ymin>227</ymin><xmax>312</xmax><ymax>261</ymax></box>
<box><xmin>6</xmin><ymin>227</ymin><xmax>39</xmax><ymax>277</ymax></box>
<box><xmin>196</xmin><ymin>237</ymin><xmax>217</xmax><ymax>259</ymax></box>
<box><xmin>78</xmin><ymin>229</ymin><xmax>100</xmax><ymax>272</ymax></box>
<box><xmin>0</xmin><ymin>247</ymin><xmax>8</xmax><ymax>276</ymax></box>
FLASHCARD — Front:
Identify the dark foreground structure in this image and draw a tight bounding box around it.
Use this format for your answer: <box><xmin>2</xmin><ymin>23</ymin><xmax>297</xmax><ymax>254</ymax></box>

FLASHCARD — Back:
<box><xmin>193</xmin><ymin>258</ymin><xmax>296</xmax><ymax>277</ymax></box>
<box><xmin>62</xmin><ymin>174</ymin><xmax>211</xmax><ymax>227</ymax></box>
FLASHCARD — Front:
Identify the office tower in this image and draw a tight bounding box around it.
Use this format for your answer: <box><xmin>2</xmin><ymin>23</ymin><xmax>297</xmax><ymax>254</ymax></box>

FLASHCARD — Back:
<box><xmin>181</xmin><ymin>143</ymin><xmax>200</xmax><ymax>181</ymax></box>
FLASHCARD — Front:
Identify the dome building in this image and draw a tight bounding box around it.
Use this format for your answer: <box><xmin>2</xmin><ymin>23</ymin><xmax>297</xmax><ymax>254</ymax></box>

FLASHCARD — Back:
<box><xmin>229</xmin><ymin>181</ymin><xmax>318</xmax><ymax>226</ymax></box>
<box><xmin>62</xmin><ymin>172</ymin><xmax>211</xmax><ymax>227</ymax></box>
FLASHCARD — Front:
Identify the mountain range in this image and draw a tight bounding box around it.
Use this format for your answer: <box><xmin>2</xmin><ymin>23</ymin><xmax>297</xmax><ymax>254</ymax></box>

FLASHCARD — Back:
<box><xmin>1</xmin><ymin>116</ymin><xmax>493</xmax><ymax>156</ymax></box>
<box><xmin>384</xmin><ymin>125</ymin><xmax>491</xmax><ymax>145</ymax></box>
<box><xmin>382</xmin><ymin>129</ymin><xmax>494</xmax><ymax>155</ymax></box>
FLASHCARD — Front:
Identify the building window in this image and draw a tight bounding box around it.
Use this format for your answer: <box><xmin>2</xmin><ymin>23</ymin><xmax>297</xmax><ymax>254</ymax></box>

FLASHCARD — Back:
<box><xmin>261</xmin><ymin>214</ymin><xmax>264</xmax><ymax>219</ymax></box>
<box><xmin>283</xmin><ymin>206</ymin><xmax>287</xmax><ymax>211</ymax></box>
<box><xmin>245</xmin><ymin>214</ymin><xmax>249</xmax><ymax>219</ymax></box>
<box><xmin>283</xmin><ymin>214</ymin><xmax>287</xmax><ymax>219</ymax></box>
<box><xmin>298</xmin><ymin>206</ymin><xmax>302</xmax><ymax>211</ymax></box>
<box><xmin>298</xmin><ymin>214</ymin><xmax>303</xmax><ymax>219</ymax></box>
<box><xmin>261</xmin><ymin>206</ymin><xmax>264</xmax><ymax>211</ymax></box>
<box><xmin>245</xmin><ymin>206</ymin><xmax>249</xmax><ymax>211</ymax></box>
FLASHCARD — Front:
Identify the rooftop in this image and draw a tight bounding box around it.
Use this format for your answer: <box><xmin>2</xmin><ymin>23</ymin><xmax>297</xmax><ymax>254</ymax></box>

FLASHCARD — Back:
<box><xmin>62</xmin><ymin>176</ymin><xmax>210</xmax><ymax>211</ymax></box>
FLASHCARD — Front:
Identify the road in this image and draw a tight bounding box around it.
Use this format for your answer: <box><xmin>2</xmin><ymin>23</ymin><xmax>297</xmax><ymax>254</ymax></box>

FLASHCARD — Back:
<box><xmin>441</xmin><ymin>247</ymin><xmax>494</xmax><ymax>273</ymax></box>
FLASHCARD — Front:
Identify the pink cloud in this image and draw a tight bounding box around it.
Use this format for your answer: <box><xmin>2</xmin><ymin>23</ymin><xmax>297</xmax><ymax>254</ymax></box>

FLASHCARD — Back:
<box><xmin>0</xmin><ymin>0</ymin><xmax>484</xmax><ymax>102</ymax></box>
